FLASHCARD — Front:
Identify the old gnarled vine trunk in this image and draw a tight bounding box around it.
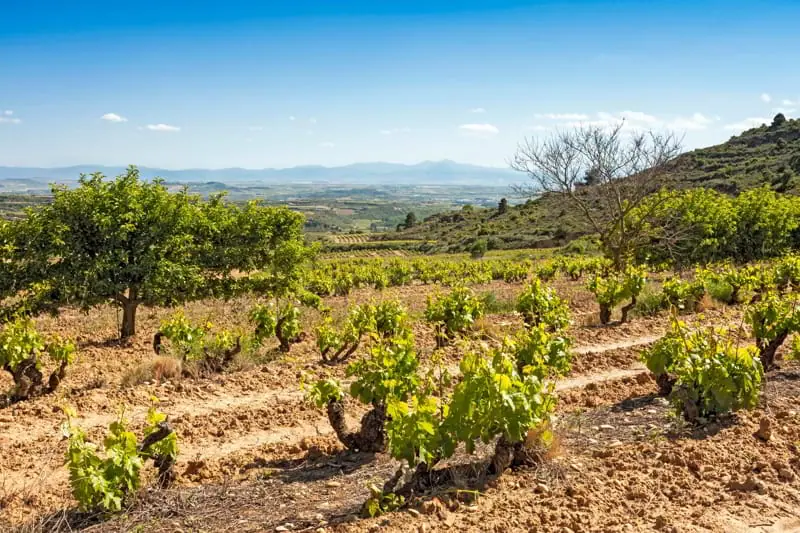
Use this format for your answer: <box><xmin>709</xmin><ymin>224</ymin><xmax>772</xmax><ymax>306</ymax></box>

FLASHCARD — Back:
<box><xmin>326</xmin><ymin>400</ymin><xmax>387</xmax><ymax>452</ymax></box>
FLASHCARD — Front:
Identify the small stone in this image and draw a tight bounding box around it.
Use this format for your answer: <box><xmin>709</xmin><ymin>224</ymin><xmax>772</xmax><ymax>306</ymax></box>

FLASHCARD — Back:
<box><xmin>608</xmin><ymin>440</ymin><xmax>624</xmax><ymax>448</ymax></box>
<box><xmin>779</xmin><ymin>468</ymin><xmax>796</xmax><ymax>482</ymax></box>
<box><xmin>535</xmin><ymin>483</ymin><xmax>550</xmax><ymax>494</ymax></box>
<box><xmin>655</xmin><ymin>515</ymin><xmax>668</xmax><ymax>529</ymax></box>
<box><xmin>599</xmin><ymin>424</ymin><xmax>615</xmax><ymax>430</ymax></box>
<box><xmin>417</xmin><ymin>525</ymin><xmax>429</xmax><ymax>533</ymax></box>
<box><xmin>755</xmin><ymin>417</ymin><xmax>772</xmax><ymax>441</ymax></box>
<box><xmin>728</xmin><ymin>475</ymin><xmax>766</xmax><ymax>493</ymax></box>
<box><xmin>325</xmin><ymin>481</ymin><xmax>341</xmax><ymax>488</ymax></box>
<box><xmin>653</xmin><ymin>397</ymin><xmax>670</xmax><ymax>407</ymax></box>
<box><xmin>407</xmin><ymin>509</ymin><xmax>421</xmax><ymax>517</ymax></box>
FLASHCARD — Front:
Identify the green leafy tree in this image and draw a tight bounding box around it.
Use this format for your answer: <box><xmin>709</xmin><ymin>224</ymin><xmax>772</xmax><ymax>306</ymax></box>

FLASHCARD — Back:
<box><xmin>7</xmin><ymin>167</ymin><xmax>310</xmax><ymax>338</ymax></box>
<box><xmin>404</xmin><ymin>212</ymin><xmax>417</xmax><ymax>229</ymax></box>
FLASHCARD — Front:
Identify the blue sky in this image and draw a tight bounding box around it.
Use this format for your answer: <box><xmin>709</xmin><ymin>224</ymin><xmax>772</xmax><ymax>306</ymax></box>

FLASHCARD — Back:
<box><xmin>1</xmin><ymin>0</ymin><xmax>799</xmax><ymax>169</ymax></box>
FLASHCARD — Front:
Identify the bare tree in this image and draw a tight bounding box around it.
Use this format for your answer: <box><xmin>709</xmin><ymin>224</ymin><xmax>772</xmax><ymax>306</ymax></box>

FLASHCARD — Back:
<box><xmin>510</xmin><ymin>122</ymin><xmax>683</xmax><ymax>270</ymax></box>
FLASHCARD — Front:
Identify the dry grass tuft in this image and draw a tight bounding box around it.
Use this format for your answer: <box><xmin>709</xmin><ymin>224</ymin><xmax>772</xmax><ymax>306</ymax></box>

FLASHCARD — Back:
<box><xmin>120</xmin><ymin>356</ymin><xmax>183</xmax><ymax>388</ymax></box>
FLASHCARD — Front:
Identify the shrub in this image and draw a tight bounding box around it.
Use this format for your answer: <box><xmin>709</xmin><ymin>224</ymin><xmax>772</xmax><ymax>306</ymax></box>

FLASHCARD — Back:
<box><xmin>745</xmin><ymin>291</ymin><xmax>800</xmax><ymax>370</ymax></box>
<box><xmin>515</xmin><ymin>278</ymin><xmax>570</xmax><ymax>332</ymax></box>
<box><xmin>0</xmin><ymin>317</ymin><xmax>76</xmax><ymax>403</ymax></box>
<box><xmin>632</xmin><ymin>285</ymin><xmax>665</xmax><ymax>318</ymax></box>
<box><xmin>154</xmin><ymin>311</ymin><xmax>242</xmax><ymax>372</ymax></box>
<box><xmin>641</xmin><ymin>321</ymin><xmax>763</xmax><ymax>420</ymax></box>
<box><xmin>587</xmin><ymin>266</ymin><xmax>647</xmax><ymax>324</ymax></box>
<box><xmin>505</xmin><ymin>324</ymin><xmax>572</xmax><ymax>378</ymax></box>
<box><xmin>309</xmin><ymin>332</ymin><xmax>420</xmax><ymax>453</ymax></box>
<box><xmin>316</xmin><ymin>300</ymin><xmax>409</xmax><ymax>363</ymax></box>
<box><xmin>424</xmin><ymin>287</ymin><xmax>485</xmax><ymax>343</ymax></box>
<box><xmin>470</xmin><ymin>239</ymin><xmax>488</xmax><ymax>259</ymax></box>
<box><xmin>275</xmin><ymin>303</ymin><xmax>303</xmax><ymax>352</ymax></box>
<box><xmin>661</xmin><ymin>276</ymin><xmax>706</xmax><ymax>313</ymax></box>
<box><xmin>63</xmin><ymin>405</ymin><xmax>178</xmax><ymax>513</ymax></box>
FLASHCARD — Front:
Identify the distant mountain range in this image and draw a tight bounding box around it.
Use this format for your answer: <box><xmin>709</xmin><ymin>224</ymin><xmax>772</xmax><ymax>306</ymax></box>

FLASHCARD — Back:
<box><xmin>0</xmin><ymin>161</ymin><xmax>520</xmax><ymax>192</ymax></box>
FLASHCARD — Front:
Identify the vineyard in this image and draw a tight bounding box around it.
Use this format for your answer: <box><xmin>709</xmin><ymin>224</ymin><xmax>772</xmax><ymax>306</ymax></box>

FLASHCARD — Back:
<box><xmin>2</xmin><ymin>245</ymin><xmax>800</xmax><ymax>531</ymax></box>
<box><xmin>2</xmin><ymin>166</ymin><xmax>800</xmax><ymax>533</ymax></box>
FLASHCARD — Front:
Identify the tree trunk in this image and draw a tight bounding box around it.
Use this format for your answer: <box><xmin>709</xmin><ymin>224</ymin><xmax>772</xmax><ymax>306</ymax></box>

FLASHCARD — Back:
<box><xmin>759</xmin><ymin>331</ymin><xmax>788</xmax><ymax>371</ymax></box>
<box><xmin>599</xmin><ymin>304</ymin><xmax>612</xmax><ymax>325</ymax></box>
<box><xmin>8</xmin><ymin>357</ymin><xmax>44</xmax><ymax>402</ymax></box>
<box><xmin>655</xmin><ymin>373</ymin><xmax>675</xmax><ymax>396</ymax></box>
<box><xmin>325</xmin><ymin>400</ymin><xmax>387</xmax><ymax>452</ymax></box>
<box><xmin>490</xmin><ymin>435</ymin><xmax>516</xmax><ymax>475</ymax></box>
<box><xmin>119</xmin><ymin>288</ymin><xmax>140</xmax><ymax>339</ymax></box>
<box><xmin>620</xmin><ymin>296</ymin><xmax>637</xmax><ymax>324</ymax></box>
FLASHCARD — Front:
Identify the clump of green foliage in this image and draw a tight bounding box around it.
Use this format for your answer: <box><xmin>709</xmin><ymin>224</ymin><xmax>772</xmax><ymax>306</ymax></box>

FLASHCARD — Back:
<box><xmin>154</xmin><ymin>311</ymin><xmax>242</xmax><ymax>372</ymax></box>
<box><xmin>62</xmin><ymin>405</ymin><xmax>178</xmax><ymax>513</ymax></box>
<box><xmin>641</xmin><ymin>320</ymin><xmax>763</xmax><ymax>421</ymax></box>
<box><xmin>424</xmin><ymin>286</ymin><xmax>485</xmax><ymax>344</ymax></box>
<box><xmin>316</xmin><ymin>300</ymin><xmax>410</xmax><ymax>363</ymax></box>
<box><xmin>515</xmin><ymin>278</ymin><xmax>569</xmax><ymax>331</ymax></box>
<box><xmin>661</xmin><ymin>276</ymin><xmax>706</xmax><ymax>313</ymax></box>
<box><xmin>745</xmin><ymin>291</ymin><xmax>800</xmax><ymax>369</ymax></box>
<box><xmin>587</xmin><ymin>266</ymin><xmax>647</xmax><ymax>324</ymax></box>
<box><xmin>0</xmin><ymin>317</ymin><xmax>76</xmax><ymax>403</ymax></box>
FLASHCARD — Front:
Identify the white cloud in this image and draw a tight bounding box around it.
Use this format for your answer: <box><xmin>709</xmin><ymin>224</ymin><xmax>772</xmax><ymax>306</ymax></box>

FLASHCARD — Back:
<box><xmin>319</xmin><ymin>141</ymin><xmax>335</xmax><ymax>148</ymax></box>
<box><xmin>459</xmin><ymin>123</ymin><xmax>499</xmax><ymax>136</ymax></box>
<box><xmin>723</xmin><ymin>117</ymin><xmax>771</xmax><ymax>131</ymax></box>
<box><xmin>380</xmin><ymin>127</ymin><xmax>411</xmax><ymax>135</ymax></box>
<box><xmin>526</xmin><ymin>125</ymin><xmax>549</xmax><ymax>132</ymax></box>
<box><xmin>470</xmin><ymin>107</ymin><xmax>486</xmax><ymax>113</ymax></box>
<box><xmin>0</xmin><ymin>110</ymin><xmax>20</xmax><ymax>124</ymax></box>
<box><xmin>101</xmin><ymin>112</ymin><xmax>127</xmax><ymax>123</ymax></box>
<box><xmin>761</xmin><ymin>93</ymin><xmax>772</xmax><ymax>103</ymax></box>
<box><xmin>535</xmin><ymin>113</ymin><xmax>589</xmax><ymax>121</ymax></box>
<box><xmin>667</xmin><ymin>113</ymin><xmax>716</xmax><ymax>131</ymax></box>
<box><xmin>559</xmin><ymin>111</ymin><xmax>658</xmax><ymax>129</ymax></box>
<box><xmin>555</xmin><ymin>111</ymin><xmax>716</xmax><ymax>132</ymax></box>
<box><xmin>289</xmin><ymin>116</ymin><xmax>296</xmax><ymax>121</ymax></box>
<box><xmin>617</xmin><ymin>110</ymin><xmax>660</xmax><ymax>125</ymax></box>
<box><xmin>145</xmin><ymin>123</ymin><xmax>180</xmax><ymax>132</ymax></box>
<box><xmin>782</xmin><ymin>99</ymin><xmax>798</xmax><ymax>106</ymax></box>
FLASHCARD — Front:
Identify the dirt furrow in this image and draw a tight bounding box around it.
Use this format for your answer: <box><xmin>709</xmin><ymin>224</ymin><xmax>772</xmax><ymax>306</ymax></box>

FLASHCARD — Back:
<box><xmin>1</xmin><ymin>330</ymin><xmax>662</xmax><ymax>452</ymax></box>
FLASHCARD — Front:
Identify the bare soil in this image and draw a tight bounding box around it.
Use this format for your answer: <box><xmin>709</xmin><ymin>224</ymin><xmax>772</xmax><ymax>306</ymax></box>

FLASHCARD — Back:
<box><xmin>1</xmin><ymin>279</ymin><xmax>797</xmax><ymax>533</ymax></box>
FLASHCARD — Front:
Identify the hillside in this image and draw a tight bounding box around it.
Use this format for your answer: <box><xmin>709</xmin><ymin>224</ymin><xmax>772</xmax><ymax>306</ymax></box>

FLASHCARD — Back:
<box><xmin>392</xmin><ymin>115</ymin><xmax>800</xmax><ymax>253</ymax></box>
